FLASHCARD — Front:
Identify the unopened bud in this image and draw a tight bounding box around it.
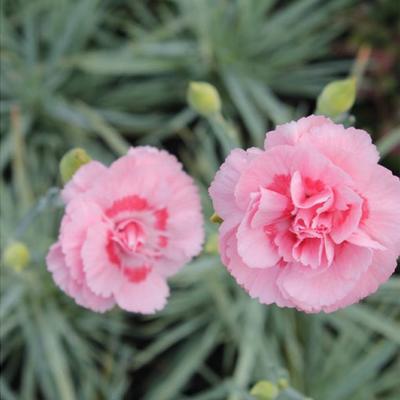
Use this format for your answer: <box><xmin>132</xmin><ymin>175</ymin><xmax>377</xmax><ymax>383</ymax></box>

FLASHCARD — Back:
<box><xmin>2</xmin><ymin>241</ymin><xmax>30</xmax><ymax>272</ymax></box>
<box><xmin>250</xmin><ymin>381</ymin><xmax>279</xmax><ymax>400</ymax></box>
<box><xmin>59</xmin><ymin>148</ymin><xmax>91</xmax><ymax>184</ymax></box>
<box><xmin>316</xmin><ymin>77</ymin><xmax>356</xmax><ymax>117</ymax></box>
<box><xmin>187</xmin><ymin>81</ymin><xmax>221</xmax><ymax>116</ymax></box>
<box><xmin>277</xmin><ymin>378</ymin><xmax>289</xmax><ymax>390</ymax></box>
<box><xmin>210</xmin><ymin>213</ymin><xmax>223</xmax><ymax>224</ymax></box>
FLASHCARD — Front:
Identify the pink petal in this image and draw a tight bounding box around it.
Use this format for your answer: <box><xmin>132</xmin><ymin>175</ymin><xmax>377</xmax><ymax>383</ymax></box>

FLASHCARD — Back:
<box><xmin>62</xmin><ymin>161</ymin><xmax>107</xmax><ymax>203</ymax></box>
<box><xmin>324</xmin><ymin>247</ymin><xmax>398</xmax><ymax>312</ymax></box>
<box><xmin>235</xmin><ymin>145</ymin><xmax>295</xmax><ymax>210</ymax></box>
<box><xmin>347</xmin><ymin>229</ymin><xmax>385</xmax><ymax>250</ymax></box>
<box><xmin>209</xmin><ymin>147</ymin><xmax>262</xmax><ymax>222</ymax></box>
<box><xmin>265</xmin><ymin>115</ymin><xmax>333</xmax><ymax>149</ymax></box>
<box><xmin>358</xmin><ymin>164</ymin><xmax>400</xmax><ymax>250</ymax></box>
<box><xmin>81</xmin><ymin>222</ymin><xmax>124</xmax><ymax>297</ymax></box>
<box><xmin>251</xmin><ymin>187</ymin><xmax>290</xmax><ymax>228</ymax></box>
<box><xmin>300</xmin><ymin>123</ymin><xmax>379</xmax><ymax>183</ymax></box>
<box><xmin>114</xmin><ymin>271</ymin><xmax>169</xmax><ymax>314</ymax></box>
<box><xmin>226</xmin><ymin>235</ymin><xmax>293</xmax><ymax>307</ymax></box>
<box><xmin>290</xmin><ymin>170</ymin><xmax>332</xmax><ymax>209</ymax></box>
<box><xmin>60</xmin><ymin>198</ymin><xmax>104</xmax><ymax>282</ymax></box>
<box><xmin>278</xmin><ymin>243</ymin><xmax>373</xmax><ymax>312</ymax></box>
<box><xmin>236</xmin><ymin>209</ymin><xmax>280</xmax><ymax>269</ymax></box>
<box><xmin>330</xmin><ymin>187</ymin><xmax>362</xmax><ymax>244</ymax></box>
<box><xmin>46</xmin><ymin>243</ymin><xmax>114</xmax><ymax>312</ymax></box>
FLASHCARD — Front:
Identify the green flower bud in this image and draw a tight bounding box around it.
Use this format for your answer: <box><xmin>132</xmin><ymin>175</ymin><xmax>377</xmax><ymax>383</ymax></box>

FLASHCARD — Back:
<box><xmin>187</xmin><ymin>81</ymin><xmax>221</xmax><ymax>116</ymax></box>
<box><xmin>210</xmin><ymin>213</ymin><xmax>223</xmax><ymax>224</ymax></box>
<box><xmin>277</xmin><ymin>378</ymin><xmax>289</xmax><ymax>390</ymax></box>
<box><xmin>250</xmin><ymin>381</ymin><xmax>280</xmax><ymax>400</ymax></box>
<box><xmin>59</xmin><ymin>148</ymin><xmax>91</xmax><ymax>184</ymax></box>
<box><xmin>2</xmin><ymin>241</ymin><xmax>30</xmax><ymax>272</ymax></box>
<box><xmin>316</xmin><ymin>77</ymin><xmax>356</xmax><ymax>118</ymax></box>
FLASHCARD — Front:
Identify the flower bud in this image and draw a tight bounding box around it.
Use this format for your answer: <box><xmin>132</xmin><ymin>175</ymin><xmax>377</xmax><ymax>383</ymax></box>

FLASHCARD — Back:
<box><xmin>277</xmin><ymin>378</ymin><xmax>289</xmax><ymax>390</ymax></box>
<box><xmin>187</xmin><ymin>81</ymin><xmax>221</xmax><ymax>116</ymax></box>
<box><xmin>250</xmin><ymin>381</ymin><xmax>280</xmax><ymax>400</ymax></box>
<box><xmin>2</xmin><ymin>241</ymin><xmax>30</xmax><ymax>272</ymax></box>
<box><xmin>316</xmin><ymin>77</ymin><xmax>356</xmax><ymax>117</ymax></box>
<box><xmin>210</xmin><ymin>213</ymin><xmax>223</xmax><ymax>224</ymax></box>
<box><xmin>59</xmin><ymin>148</ymin><xmax>91</xmax><ymax>184</ymax></box>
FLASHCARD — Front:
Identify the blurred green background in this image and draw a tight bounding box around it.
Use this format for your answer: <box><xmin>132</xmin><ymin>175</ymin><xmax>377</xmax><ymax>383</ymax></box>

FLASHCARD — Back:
<box><xmin>1</xmin><ymin>1</ymin><xmax>399</xmax><ymax>399</ymax></box>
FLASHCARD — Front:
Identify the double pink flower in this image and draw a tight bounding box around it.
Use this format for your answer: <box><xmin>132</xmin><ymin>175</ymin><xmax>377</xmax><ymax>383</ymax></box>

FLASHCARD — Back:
<box><xmin>47</xmin><ymin>147</ymin><xmax>204</xmax><ymax>313</ymax></box>
<box><xmin>209</xmin><ymin>116</ymin><xmax>400</xmax><ymax>312</ymax></box>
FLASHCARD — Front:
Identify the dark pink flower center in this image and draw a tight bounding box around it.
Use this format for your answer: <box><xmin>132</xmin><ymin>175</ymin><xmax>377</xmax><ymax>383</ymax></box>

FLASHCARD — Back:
<box><xmin>104</xmin><ymin>195</ymin><xmax>169</xmax><ymax>283</ymax></box>
<box><xmin>251</xmin><ymin>172</ymin><xmax>369</xmax><ymax>269</ymax></box>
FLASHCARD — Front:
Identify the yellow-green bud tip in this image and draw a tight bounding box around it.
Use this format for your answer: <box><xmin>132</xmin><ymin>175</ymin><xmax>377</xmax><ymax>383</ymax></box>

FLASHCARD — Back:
<box><xmin>187</xmin><ymin>81</ymin><xmax>221</xmax><ymax>117</ymax></box>
<box><xmin>316</xmin><ymin>77</ymin><xmax>356</xmax><ymax>118</ymax></box>
<box><xmin>277</xmin><ymin>378</ymin><xmax>289</xmax><ymax>389</ymax></box>
<box><xmin>59</xmin><ymin>148</ymin><xmax>91</xmax><ymax>184</ymax></box>
<box><xmin>250</xmin><ymin>381</ymin><xmax>280</xmax><ymax>400</ymax></box>
<box><xmin>2</xmin><ymin>241</ymin><xmax>30</xmax><ymax>272</ymax></box>
<box><xmin>210</xmin><ymin>213</ymin><xmax>223</xmax><ymax>224</ymax></box>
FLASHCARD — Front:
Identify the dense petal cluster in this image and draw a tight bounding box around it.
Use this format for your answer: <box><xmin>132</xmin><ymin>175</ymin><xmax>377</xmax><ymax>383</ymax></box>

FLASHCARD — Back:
<box><xmin>209</xmin><ymin>116</ymin><xmax>400</xmax><ymax>313</ymax></box>
<box><xmin>47</xmin><ymin>147</ymin><xmax>204</xmax><ymax>313</ymax></box>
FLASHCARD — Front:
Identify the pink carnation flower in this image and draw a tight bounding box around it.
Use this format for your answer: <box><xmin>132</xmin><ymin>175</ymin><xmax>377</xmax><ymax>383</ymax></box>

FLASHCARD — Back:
<box><xmin>47</xmin><ymin>147</ymin><xmax>204</xmax><ymax>313</ymax></box>
<box><xmin>209</xmin><ymin>116</ymin><xmax>400</xmax><ymax>313</ymax></box>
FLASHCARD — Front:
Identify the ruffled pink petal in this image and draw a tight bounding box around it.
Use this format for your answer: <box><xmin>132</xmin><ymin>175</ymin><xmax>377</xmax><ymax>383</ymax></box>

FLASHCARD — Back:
<box><xmin>265</xmin><ymin>115</ymin><xmax>333</xmax><ymax>149</ymax></box>
<box><xmin>292</xmin><ymin>238</ymin><xmax>322</xmax><ymax>269</ymax></box>
<box><xmin>47</xmin><ymin>242</ymin><xmax>72</xmax><ymax>294</ymax></box>
<box><xmin>60</xmin><ymin>198</ymin><xmax>104</xmax><ymax>282</ymax></box>
<box><xmin>81</xmin><ymin>222</ymin><xmax>124</xmax><ymax>297</ymax></box>
<box><xmin>90</xmin><ymin>147</ymin><xmax>185</xmax><ymax>209</ymax></box>
<box><xmin>209</xmin><ymin>148</ymin><xmax>262</xmax><ymax>222</ymax></box>
<box><xmin>300</xmin><ymin>123</ymin><xmax>379</xmax><ymax>183</ymax></box>
<box><xmin>62</xmin><ymin>161</ymin><xmax>107</xmax><ymax>203</ymax></box>
<box><xmin>330</xmin><ymin>186</ymin><xmax>362</xmax><ymax>244</ymax></box>
<box><xmin>114</xmin><ymin>271</ymin><xmax>169</xmax><ymax>314</ymax></box>
<box><xmin>347</xmin><ymin>229</ymin><xmax>385</xmax><ymax>250</ymax></box>
<box><xmin>278</xmin><ymin>243</ymin><xmax>373</xmax><ymax>312</ymax></box>
<box><xmin>235</xmin><ymin>146</ymin><xmax>295</xmax><ymax>210</ymax></box>
<box><xmin>226</xmin><ymin>236</ymin><xmax>293</xmax><ymax>307</ymax></box>
<box><xmin>324</xmin><ymin>247</ymin><xmax>398</xmax><ymax>312</ymax></box>
<box><xmin>46</xmin><ymin>243</ymin><xmax>114</xmax><ymax>312</ymax></box>
<box><xmin>290</xmin><ymin>171</ymin><xmax>332</xmax><ymax>209</ymax></box>
<box><xmin>236</xmin><ymin>211</ymin><xmax>280</xmax><ymax>269</ymax></box>
<box><xmin>251</xmin><ymin>187</ymin><xmax>290</xmax><ymax>228</ymax></box>
<box><xmin>358</xmin><ymin>164</ymin><xmax>400</xmax><ymax>250</ymax></box>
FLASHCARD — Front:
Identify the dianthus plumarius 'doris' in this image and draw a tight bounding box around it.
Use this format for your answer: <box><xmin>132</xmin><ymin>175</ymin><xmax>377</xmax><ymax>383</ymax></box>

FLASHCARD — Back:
<box><xmin>46</xmin><ymin>147</ymin><xmax>204</xmax><ymax>314</ymax></box>
<box><xmin>209</xmin><ymin>115</ymin><xmax>400</xmax><ymax>313</ymax></box>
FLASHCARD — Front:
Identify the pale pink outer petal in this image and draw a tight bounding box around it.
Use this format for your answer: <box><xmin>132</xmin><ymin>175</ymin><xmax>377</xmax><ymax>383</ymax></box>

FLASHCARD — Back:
<box><xmin>114</xmin><ymin>270</ymin><xmax>169</xmax><ymax>314</ymax></box>
<box><xmin>236</xmin><ymin>214</ymin><xmax>280</xmax><ymax>269</ymax></box>
<box><xmin>264</xmin><ymin>115</ymin><xmax>333</xmax><ymax>148</ymax></box>
<box><xmin>46</xmin><ymin>243</ymin><xmax>115</xmax><ymax>312</ymax></box>
<box><xmin>324</xmin><ymin>247</ymin><xmax>399</xmax><ymax>312</ymax></box>
<box><xmin>358</xmin><ymin>164</ymin><xmax>400</xmax><ymax>250</ymax></box>
<box><xmin>209</xmin><ymin>147</ymin><xmax>262</xmax><ymax>223</ymax></box>
<box><xmin>81</xmin><ymin>222</ymin><xmax>125</xmax><ymax>297</ymax></box>
<box><xmin>60</xmin><ymin>198</ymin><xmax>104</xmax><ymax>282</ymax></box>
<box><xmin>225</xmin><ymin>235</ymin><xmax>294</xmax><ymax>307</ymax></box>
<box><xmin>62</xmin><ymin>161</ymin><xmax>107</xmax><ymax>203</ymax></box>
<box><xmin>299</xmin><ymin>124</ymin><xmax>379</xmax><ymax>183</ymax></box>
<box><xmin>265</xmin><ymin>116</ymin><xmax>380</xmax><ymax>184</ymax></box>
<box><xmin>277</xmin><ymin>243</ymin><xmax>373</xmax><ymax>312</ymax></box>
<box><xmin>86</xmin><ymin>147</ymin><xmax>184</xmax><ymax>208</ymax></box>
